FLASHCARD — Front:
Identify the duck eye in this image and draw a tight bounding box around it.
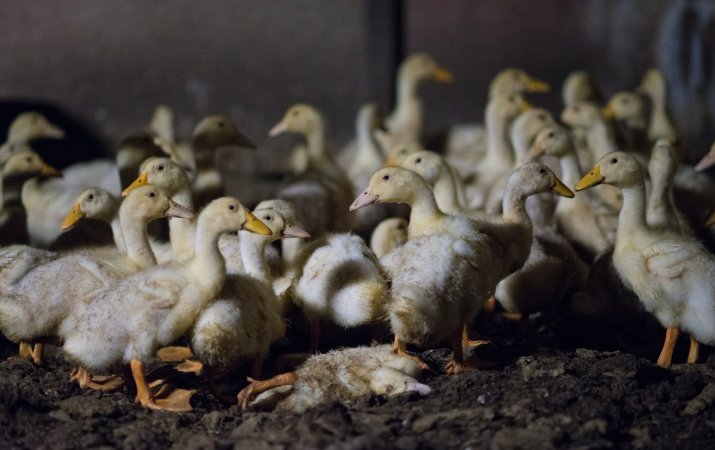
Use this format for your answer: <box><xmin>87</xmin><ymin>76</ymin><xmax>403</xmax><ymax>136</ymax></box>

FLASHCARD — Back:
<box><xmin>143</xmin><ymin>137</ymin><xmax>151</xmax><ymax>144</ymax></box>
<box><xmin>610</xmin><ymin>158</ymin><xmax>618</xmax><ymax>164</ymax></box>
<box><xmin>538</xmin><ymin>114</ymin><xmax>546</xmax><ymax>121</ymax></box>
<box><xmin>415</xmin><ymin>158</ymin><xmax>422</xmax><ymax>164</ymax></box>
<box><xmin>400</xmin><ymin>148</ymin><xmax>407</xmax><ymax>154</ymax></box>
<box><xmin>548</xmin><ymin>132</ymin><xmax>555</xmax><ymax>138</ymax></box>
<box><xmin>539</xmin><ymin>168</ymin><xmax>546</xmax><ymax>174</ymax></box>
<box><xmin>157</xmin><ymin>165</ymin><xmax>164</xmax><ymax>171</ymax></box>
<box><xmin>572</xmin><ymin>106</ymin><xmax>580</xmax><ymax>113</ymax></box>
<box><xmin>217</xmin><ymin>121</ymin><xmax>225</xmax><ymax>128</ymax></box>
<box><xmin>88</xmin><ymin>194</ymin><xmax>94</xmax><ymax>200</ymax></box>
<box><xmin>264</xmin><ymin>215</ymin><xmax>273</xmax><ymax>221</ymax></box>
<box><xmin>382</xmin><ymin>175</ymin><xmax>390</xmax><ymax>181</ymax></box>
<box><xmin>292</xmin><ymin>110</ymin><xmax>299</xmax><ymax>117</ymax></box>
<box><xmin>25</xmin><ymin>157</ymin><xmax>32</xmax><ymax>163</ymax></box>
<box><xmin>228</xmin><ymin>204</ymin><xmax>236</xmax><ymax>211</ymax></box>
<box><xmin>508</xmin><ymin>96</ymin><xmax>515</xmax><ymax>102</ymax></box>
<box><xmin>149</xmin><ymin>192</ymin><xmax>156</xmax><ymax>198</ymax></box>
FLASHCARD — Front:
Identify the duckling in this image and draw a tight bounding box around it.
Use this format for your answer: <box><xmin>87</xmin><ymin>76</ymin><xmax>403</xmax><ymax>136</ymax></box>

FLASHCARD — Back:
<box><xmin>59</xmin><ymin>187</ymin><xmax>124</xmax><ymax>252</ymax></box>
<box><xmin>189</xmin><ymin>209</ymin><xmax>309</xmax><ymax>389</ymax></box>
<box><xmin>603</xmin><ymin>91</ymin><xmax>650</xmax><ymax>157</ymax></box>
<box><xmin>400</xmin><ymin>150</ymin><xmax>466</xmax><ymax>215</ymax></box>
<box><xmin>0</xmin><ymin>149</ymin><xmax>61</xmax><ymax>245</ymax></box>
<box><xmin>575</xmin><ymin>151</ymin><xmax>715</xmax><ymax>368</ymax></box>
<box><xmin>115</xmin><ymin>132</ymin><xmax>169</xmax><ymax>189</ymax></box>
<box><xmin>510</xmin><ymin>108</ymin><xmax>556</xmax><ymax>165</ymax></box>
<box><xmin>0</xmin><ymin>186</ymin><xmax>193</xmax><ymax>374</ymax></box>
<box><xmin>488</xmin><ymin>68</ymin><xmax>550</xmax><ymax>99</ymax></box>
<box><xmin>0</xmin><ymin>112</ymin><xmax>64</xmax><ymax>163</ymax></box>
<box><xmin>191</xmin><ymin>115</ymin><xmax>255</xmax><ymax>207</ymax></box>
<box><xmin>384</xmin><ymin>53</ymin><xmax>453</xmax><ymax>148</ymax></box>
<box><xmin>527</xmin><ymin>125</ymin><xmax>618</xmax><ymax>259</ymax></box>
<box><xmin>60</xmin><ymin>198</ymin><xmax>270</xmax><ymax>411</ymax></box>
<box><xmin>122</xmin><ymin>157</ymin><xmax>195</xmax><ymax>263</ymax></box>
<box><xmin>269</xmin><ymin>104</ymin><xmax>354</xmax><ymax>236</ymax></box>
<box><xmin>351</xmin><ymin>164</ymin><xmax>574</xmax><ymax>373</ymax></box>
<box><xmin>237</xmin><ymin>345</ymin><xmax>430</xmax><ymax>412</ymax></box>
<box><xmin>370</xmin><ymin>218</ymin><xmax>408</xmax><ymax>259</ymax></box>
<box><xmin>647</xmin><ymin>140</ymin><xmax>692</xmax><ymax>235</ymax></box>
<box><xmin>468</xmin><ymin>94</ymin><xmax>531</xmax><ymax>212</ymax></box>
<box><xmin>636</xmin><ymin>68</ymin><xmax>678</xmax><ymax>144</ymax></box>
<box><xmin>346</xmin><ymin>103</ymin><xmax>394</xmax><ymax>236</ymax></box>
<box><xmin>562</xmin><ymin>71</ymin><xmax>603</xmax><ymax>107</ymax></box>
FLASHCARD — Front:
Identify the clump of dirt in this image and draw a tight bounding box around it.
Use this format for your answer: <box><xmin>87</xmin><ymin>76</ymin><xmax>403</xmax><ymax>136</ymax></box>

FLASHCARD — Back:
<box><xmin>1</xmin><ymin>322</ymin><xmax>714</xmax><ymax>449</ymax></box>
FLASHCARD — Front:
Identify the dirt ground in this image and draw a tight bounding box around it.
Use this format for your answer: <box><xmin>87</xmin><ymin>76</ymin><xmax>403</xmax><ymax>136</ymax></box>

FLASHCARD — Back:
<box><xmin>1</xmin><ymin>318</ymin><xmax>714</xmax><ymax>450</ymax></box>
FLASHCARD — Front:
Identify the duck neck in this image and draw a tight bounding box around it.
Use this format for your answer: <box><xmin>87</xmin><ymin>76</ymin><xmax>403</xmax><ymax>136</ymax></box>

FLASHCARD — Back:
<box><xmin>646</xmin><ymin>173</ymin><xmax>671</xmax><ymax>228</ymax></box>
<box><xmin>188</xmin><ymin>219</ymin><xmax>226</xmax><ymax>299</ymax></box>
<box><xmin>647</xmin><ymin>89</ymin><xmax>674</xmax><ymax>140</ymax></box>
<box><xmin>586</xmin><ymin>121</ymin><xmax>617</xmax><ymax>160</ymax></box>
<box><xmin>239</xmin><ymin>232</ymin><xmax>272</xmax><ymax>284</ymax></box>
<box><xmin>2</xmin><ymin>173</ymin><xmax>33</xmax><ymax>211</ymax></box>
<box><xmin>304</xmin><ymin>121</ymin><xmax>327</xmax><ymax>163</ymax></box>
<box><xmin>169</xmin><ymin>186</ymin><xmax>196</xmax><ymax>262</ymax></box>
<box><xmin>391</xmin><ymin>74</ymin><xmax>422</xmax><ymax>138</ymax></box>
<box><xmin>109</xmin><ymin>213</ymin><xmax>126</xmax><ymax>255</ymax></box>
<box><xmin>120</xmin><ymin>211</ymin><xmax>157</xmax><ymax>269</ymax></box>
<box><xmin>501</xmin><ymin>185</ymin><xmax>531</xmax><ymax>229</ymax></box>
<box><xmin>485</xmin><ymin>110</ymin><xmax>514</xmax><ymax>170</ymax></box>
<box><xmin>354</xmin><ymin>123</ymin><xmax>384</xmax><ymax>171</ymax></box>
<box><xmin>432</xmin><ymin>170</ymin><xmax>462</xmax><ymax>214</ymax></box>
<box><xmin>407</xmin><ymin>182</ymin><xmax>445</xmax><ymax>238</ymax></box>
<box><xmin>616</xmin><ymin>182</ymin><xmax>647</xmax><ymax>246</ymax></box>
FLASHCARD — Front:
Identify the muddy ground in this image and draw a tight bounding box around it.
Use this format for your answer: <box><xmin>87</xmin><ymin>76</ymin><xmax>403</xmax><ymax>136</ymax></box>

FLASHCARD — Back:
<box><xmin>1</xmin><ymin>318</ymin><xmax>714</xmax><ymax>450</ymax></box>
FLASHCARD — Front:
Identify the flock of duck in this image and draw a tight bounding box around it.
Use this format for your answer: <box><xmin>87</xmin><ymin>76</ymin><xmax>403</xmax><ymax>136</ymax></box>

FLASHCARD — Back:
<box><xmin>1</xmin><ymin>52</ymin><xmax>715</xmax><ymax>414</ymax></box>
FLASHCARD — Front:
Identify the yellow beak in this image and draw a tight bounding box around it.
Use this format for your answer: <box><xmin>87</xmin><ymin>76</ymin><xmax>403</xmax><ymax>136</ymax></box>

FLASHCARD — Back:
<box><xmin>602</xmin><ymin>104</ymin><xmax>616</xmax><ymax>120</ymax></box>
<box><xmin>575</xmin><ymin>165</ymin><xmax>605</xmax><ymax>191</ymax></box>
<box><xmin>522</xmin><ymin>99</ymin><xmax>534</xmax><ymax>111</ymax></box>
<box><xmin>551</xmin><ymin>176</ymin><xmax>575</xmax><ymax>198</ymax></box>
<box><xmin>61</xmin><ymin>203</ymin><xmax>85</xmax><ymax>230</ymax></box>
<box><xmin>526</xmin><ymin>77</ymin><xmax>550</xmax><ymax>93</ymax></box>
<box><xmin>433</xmin><ymin>67</ymin><xmax>454</xmax><ymax>83</ymax></box>
<box><xmin>122</xmin><ymin>172</ymin><xmax>149</xmax><ymax>197</ymax></box>
<box><xmin>705</xmin><ymin>210</ymin><xmax>715</xmax><ymax>227</ymax></box>
<box><xmin>242</xmin><ymin>211</ymin><xmax>271</xmax><ymax>235</ymax></box>
<box><xmin>41</xmin><ymin>163</ymin><xmax>62</xmax><ymax>177</ymax></box>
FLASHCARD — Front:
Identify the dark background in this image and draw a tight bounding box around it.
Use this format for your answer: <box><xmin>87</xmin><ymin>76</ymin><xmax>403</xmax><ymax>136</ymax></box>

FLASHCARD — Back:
<box><xmin>1</xmin><ymin>0</ymin><xmax>714</xmax><ymax>203</ymax></box>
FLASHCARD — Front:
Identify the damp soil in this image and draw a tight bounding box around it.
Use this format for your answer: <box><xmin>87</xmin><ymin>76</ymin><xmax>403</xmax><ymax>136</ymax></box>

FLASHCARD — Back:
<box><xmin>1</xmin><ymin>318</ymin><xmax>714</xmax><ymax>450</ymax></box>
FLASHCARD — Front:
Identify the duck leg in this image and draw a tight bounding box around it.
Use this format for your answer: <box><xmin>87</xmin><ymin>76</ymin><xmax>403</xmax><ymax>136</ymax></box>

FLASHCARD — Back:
<box><xmin>156</xmin><ymin>346</ymin><xmax>194</xmax><ymax>362</ymax></box>
<box><xmin>687</xmin><ymin>336</ymin><xmax>700</xmax><ymax>364</ymax></box>
<box><xmin>462</xmin><ymin>324</ymin><xmax>490</xmax><ymax>349</ymax></box>
<box><xmin>130</xmin><ymin>358</ymin><xmax>194</xmax><ymax>412</ymax></box>
<box><xmin>237</xmin><ymin>372</ymin><xmax>297</xmax><ymax>411</ymax></box>
<box><xmin>18</xmin><ymin>342</ymin><xmax>33</xmax><ymax>361</ymax></box>
<box><xmin>392</xmin><ymin>335</ymin><xmax>431</xmax><ymax>371</ymax></box>
<box><xmin>656</xmin><ymin>327</ymin><xmax>680</xmax><ymax>368</ymax></box>
<box><xmin>446</xmin><ymin>327</ymin><xmax>495</xmax><ymax>374</ymax></box>
<box><xmin>31</xmin><ymin>343</ymin><xmax>44</xmax><ymax>366</ymax></box>
<box><xmin>69</xmin><ymin>366</ymin><xmax>124</xmax><ymax>392</ymax></box>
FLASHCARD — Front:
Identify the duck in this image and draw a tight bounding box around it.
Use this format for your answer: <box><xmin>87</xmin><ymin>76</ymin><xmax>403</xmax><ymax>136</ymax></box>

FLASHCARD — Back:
<box><xmin>575</xmin><ymin>151</ymin><xmax>715</xmax><ymax>368</ymax></box>
<box><xmin>636</xmin><ymin>68</ymin><xmax>678</xmax><ymax>145</ymax></box>
<box><xmin>446</xmin><ymin>69</ymin><xmax>548</xmax><ymax>173</ymax></box>
<box><xmin>0</xmin><ymin>149</ymin><xmax>61</xmax><ymax>245</ymax></box>
<box><xmin>466</xmin><ymin>94</ymin><xmax>531</xmax><ymax>212</ymax></box>
<box><xmin>602</xmin><ymin>91</ymin><xmax>650</xmax><ymax>157</ymax></box>
<box><xmin>562</xmin><ymin>70</ymin><xmax>603</xmax><ymax>107</ymax></box>
<box><xmin>59</xmin><ymin>187</ymin><xmax>125</xmax><ymax>253</ymax></box>
<box><xmin>146</xmin><ymin>105</ymin><xmax>175</xmax><ymax>144</ymax></box>
<box><xmin>0</xmin><ymin>112</ymin><xmax>64</xmax><ymax>164</ymax></box>
<box><xmin>647</xmin><ymin>140</ymin><xmax>692</xmax><ymax>235</ymax></box>
<box><xmin>370</xmin><ymin>217</ymin><xmax>408</xmax><ymax>259</ymax></box>
<box><xmin>191</xmin><ymin>115</ymin><xmax>256</xmax><ymax>208</ymax></box>
<box><xmin>510</xmin><ymin>108</ymin><xmax>556</xmax><ymax>165</ymax></box>
<box><xmin>188</xmin><ymin>208</ymin><xmax>309</xmax><ymax>392</ymax></box>
<box><xmin>237</xmin><ymin>345</ymin><xmax>430</xmax><ymax>412</ymax></box>
<box><xmin>400</xmin><ymin>150</ymin><xmax>466</xmax><ymax>215</ymax></box>
<box><xmin>0</xmin><ymin>185</ymin><xmax>194</xmax><ymax>376</ymax></box>
<box><xmin>115</xmin><ymin>131</ymin><xmax>171</xmax><ymax>189</ymax></box>
<box><xmin>350</xmin><ymin>163</ymin><xmax>574</xmax><ymax>373</ymax></box>
<box><xmin>345</xmin><ymin>103</ymin><xmax>394</xmax><ymax>236</ymax></box>
<box><xmin>269</xmin><ymin>104</ymin><xmax>354</xmax><ymax>236</ymax></box>
<box><xmin>527</xmin><ymin>125</ymin><xmax>618</xmax><ymax>259</ymax></box>
<box><xmin>60</xmin><ymin>197</ymin><xmax>270</xmax><ymax>411</ymax></box>
<box><xmin>122</xmin><ymin>156</ymin><xmax>195</xmax><ymax>263</ymax></box>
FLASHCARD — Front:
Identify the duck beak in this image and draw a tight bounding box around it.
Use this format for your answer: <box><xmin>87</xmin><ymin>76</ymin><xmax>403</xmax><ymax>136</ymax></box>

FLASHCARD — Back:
<box><xmin>522</xmin><ymin>100</ymin><xmax>534</xmax><ymax>111</ymax></box>
<box><xmin>602</xmin><ymin>103</ymin><xmax>616</xmax><ymax>120</ymax></box>
<box><xmin>268</xmin><ymin>119</ymin><xmax>289</xmax><ymax>137</ymax></box>
<box><xmin>694</xmin><ymin>145</ymin><xmax>715</xmax><ymax>172</ymax></box>
<box><xmin>433</xmin><ymin>67</ymin><xmax>454</xmax><ymax>83</ymax></box>
<box><xmin>526</xmin><ymin>77</ymin><xmax>550</xmax><ymax>93</ymax></box>
<box><xmin>705</xmin><ymin>211</ymin><xmax>715</xmax><ymax>227</ymax></box>
<box><xmin>43</xmin><ymin>123</ymin><xmax>66</xmax><ymax>139</ymax></box>
<box><xmin>61</xmin><ymin>203</ymin><xmax>85</xmax><ymax>230</ymax></box>
<box><xmin>575</xmin><ymin>165</ymin><xmax>605</xmax><ymax>191</ymax></box>
<box><xmin>164</xmin><ymin>200</ymin><xmax>195</xmax><ymax>220</ymax></box>
<box><xmin>384</xmin><ymin>153</ymin><xmax>400</xmax><ymax>167</ymax></box>
<box><xmin>122</xmin><ymin>172</ymin><xmax>149</xmax><ymax>197</ymax></box>
<box><xmin>551</xmin><ymin>176</ymin><xmax>575</xmax><ymax>198</ymax></box>
<box><xmin>41</xmin><ymin>163</ymin><xmax>62</xmax><ymax>177</ymax></box>
<box><xmin>350</xmin><ymin>189</ymin><xmax>379</xmax><ymax>211</ymax></box>
<box><xmin>282</xmin><ymin>223</ymin><xmax>311</xmax><ymax>239</ymax></box>
<box><xmin>525</xmin><ymin>143</ymin><xmax>544</xmax><ymax>162</ymax></box>
<box><xmin>242</xmin><ymin>211</ymin><xmax>271</xmax><ymax>235</ymax></box>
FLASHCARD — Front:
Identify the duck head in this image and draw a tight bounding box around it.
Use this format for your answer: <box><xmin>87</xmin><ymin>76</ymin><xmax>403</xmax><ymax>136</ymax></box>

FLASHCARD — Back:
<box><xmin>575</xmin><ymin>151</ymin><xmax>644</xmax><ymax>191</ymax></box>
<box><xmin>527</xmin><ymin>125</ymin><xmax>573</xmax><ymax>160</ymax></box>
<box><xmin>350</xmin><ymin>166</ymin><xmax>426</xmax><ymax>211</ymax></box>
<box><xmin>560</xmin><ymin>102</ymin><xmax>602</xmax><ymax>129</ymax></box>
<box><xmin>562</xmin><ymin>71</ymin><xmax>602</xmax><ymax>106</ymax></box>
<box><xmin>7</xmin><ymin>112</ymin><xmax>65</xmax><ymax>143</ymax></box>
<box><xmin>251</xmin><ymin>208</ymin><xmax>311</xmax><ymax>240</ymax></box>
<box><xmin>399</xmin><ymin>53</ymin><xmax>454</xmax><ymax>84</ymax></box>
<box><xmin>122</xmin><ymin>157</ymin><xmax>190</xmax><ymax>197</ymax></box>
<box><xmin>400</xmin><ymin>150</ymin><xmax>445</xmax><ymax>186</ymax></box>
<box><xmin>120</xmin><ymin>185</ymin><xmax>195</xmax><ymax>223</ymax></box>
<box><xmin>62</xmin><ymin>188</ymin><xmax>118</xmax><ymax>230</ymax></box>
<box><xmin>193</xmin><ymin>115</ymin><xmax>255</xmax><ymax>151</ymax></box>
<box><xmin>489</xmin><ymin>68</ymin><xmax>549</xmax><ymax>98</ymax></box>
<box><xmin>269</xmin><ymin>104</ymin><xmax>324</xmax><ymax>138</ymax></box>
<box><xmin>201</xmin><ymin>197</ymin><xmax>271</xmax><ymax>236</ymax></box>
<box><xmin>603</xmin><ymin>91</ymin><xmax>643</xmax><ymax>122</ymax></box>
<box><xmin>508</xmin><ymin>162</ymin><xmax>574</xmax><ymax>198</ymax></box>
<box><xmin>2</xmin><ymin>149</ymin><xmax>61</xmax><ymax>178</ymax></box>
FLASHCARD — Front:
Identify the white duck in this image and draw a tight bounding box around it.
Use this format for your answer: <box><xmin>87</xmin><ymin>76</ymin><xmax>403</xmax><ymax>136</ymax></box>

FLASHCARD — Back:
<box><xmin>350</xmin><ymin>164</ymin><xmax>574</xmax><ymax>373</ymax></box>
<box><xmin>60</xmin><ymin>197</ymin><xmax>269</xmax><ymax>411</ymax></box>
<box><xmin>269</xmin><ymin>104</ymin><xmax>354</xmax><ymax>236</ymax></box>
<box><xmin>188</xmin><ymin>208</ymin><xmax>309</xmax><ymax>390</ymax></box>
<box><xmin>562</xmin><ymin>70</ymin><xmax>602</xmax><ymax>107</ymax></box>
<box><xmin>370</xmin><ymin>217</ymin><xmax>408</xmax><ymax>259</ymax></box>
<box><xmin>647</xmin><ymin>140</ymin><xmax>692</xmax><ymax>235</ymax></box>
<box><xmin>575</xmin><ymin>151</ymin><xmax>715</xmax><ymax>368</ymax></box>
<box><xmin>527</xmin><ymin>125</ymin><xmax>618</xmax><ymax>259</ymax></box>
<box><xmin>238</xmin><ymin>345</ymin><xmax>430</xmax><ymax>412</ymax></box>
<box><xmin>0</xmin><ymin>112</ymin><xmax>64</xmax><ymax>164</ymax></box>
<box><xmin>636</xmin><ymin>68</ymin><xmax>678</xmax><ymax>144</ymax></box>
